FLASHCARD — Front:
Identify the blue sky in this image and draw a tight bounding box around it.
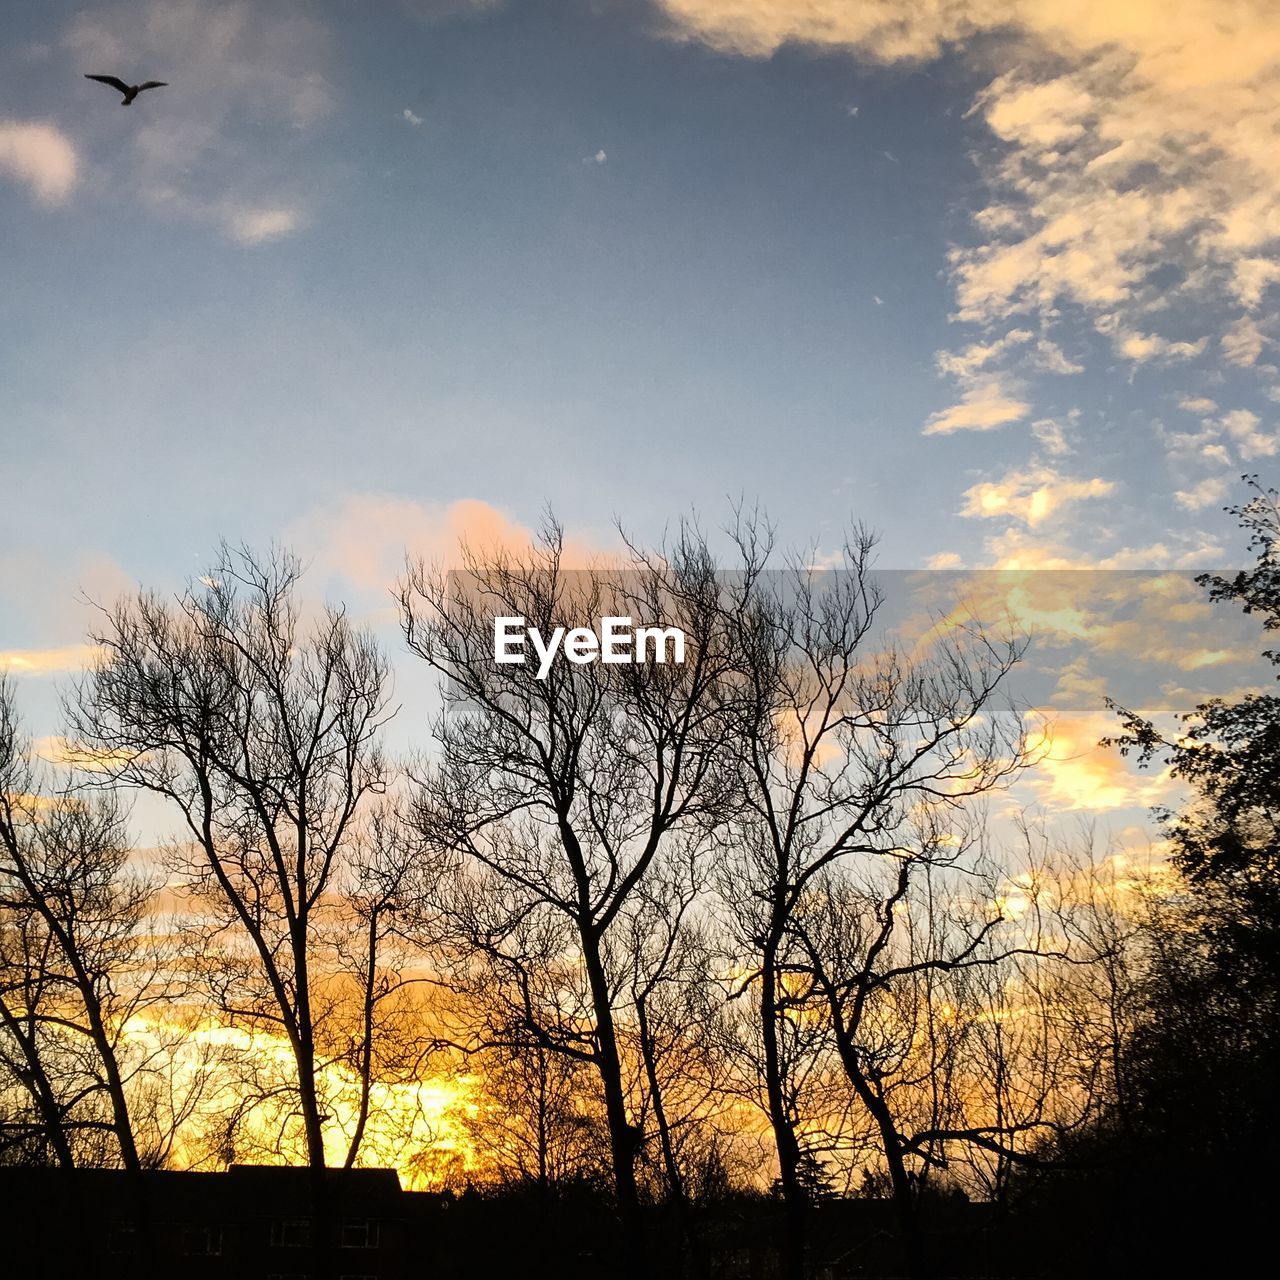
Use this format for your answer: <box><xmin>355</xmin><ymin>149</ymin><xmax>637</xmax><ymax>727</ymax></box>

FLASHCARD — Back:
<box><xmin>2</xmin><ymin>0</ymin><xmax>1278</xmax><ymax>765</ymax></box>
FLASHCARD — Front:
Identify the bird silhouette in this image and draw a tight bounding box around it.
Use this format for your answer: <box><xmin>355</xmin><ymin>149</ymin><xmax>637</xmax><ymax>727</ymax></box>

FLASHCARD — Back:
<box><xmin>84</xmin><ymin>74</ymin><xmax>168</xmax><ymax>105</ymax></box>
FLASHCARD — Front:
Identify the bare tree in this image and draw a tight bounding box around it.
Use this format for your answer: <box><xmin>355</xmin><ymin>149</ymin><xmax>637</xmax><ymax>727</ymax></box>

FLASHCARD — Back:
<box><xmin>715</xmin><ymin>536</ymin><xmax>1031</xmax><ymax>1279</ymax></box>
<box><xmin>64</xmin><ymin>545</ymin><xmax>393</xmax><ymax>1170</ymax></box>
<box><xmin>612</xmin><ymin>842</ymin><xmax>762</xmax><ymax>1277</ymax></box>
<box><xmin>461</xmin><ymin>1033</ymin><xmax>611</xmax><ymax>1193</ymax></box>
<box><xmin>0</xmin><ymin>676</ymin><xmax>163</xmax><ymax>1170</ymax></box>
<box><xmin>400</xmin><ymin>520</ymin><xmax>739</xmax><ymax>1277</ymax></box>
<box><xmin>332</xmin><ymin>801</ymin><xmax>440</xmax><ymax>1171</ymax></box>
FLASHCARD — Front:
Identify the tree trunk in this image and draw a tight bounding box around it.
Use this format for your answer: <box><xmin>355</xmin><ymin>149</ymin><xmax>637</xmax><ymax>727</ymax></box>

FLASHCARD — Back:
<box><xmin>834</xmin><ymin>1027</ymin><xmax>930</xmax><ymax>1280</ymax></box>
<box><xmin>82</xmin><ymin>991</ymin><xmax>141</xmax><ymax>1171</ymax></box>
<box><xmin>0</xmin><ymin>995</ymin><xmax>76</xmax><ymax>1167</ymax></box>
<box><xmin>760</xmin><ymin>942</ymin><xmax>806</xmax><ymax>1280</ymax></box>
<box><xmin>343</xmin><ymin>911</ymin><xmax>380</xmax><ymax>1169</ymax></box>
<box><xmin>637</xmin><ymin>996</ymin><xmax>693</xmax><ymax>1274</ymax></box>
<box><xmin>582</xmin><ymin>927</ymin><xmax>647</xmax><ymax>1280</ymax></box>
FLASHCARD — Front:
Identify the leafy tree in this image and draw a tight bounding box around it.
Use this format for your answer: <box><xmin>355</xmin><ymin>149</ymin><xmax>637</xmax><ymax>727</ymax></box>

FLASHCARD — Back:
<box><xmin>1029</xmin><ymin>476</ymin><xmax>1280</xmax><ymax>1276</ymax></box>
<box><xmin>1105</xmin><ymin>476</ymin><xmax>1280</xmax><ymax>1000</ymax></box>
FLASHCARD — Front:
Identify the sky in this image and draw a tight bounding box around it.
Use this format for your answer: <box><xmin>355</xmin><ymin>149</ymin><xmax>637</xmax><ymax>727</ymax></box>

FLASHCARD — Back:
<box><xmin>2</xmin><ymin>0</ymin><xmax>1278</xmax><ymax>793</ymax></box>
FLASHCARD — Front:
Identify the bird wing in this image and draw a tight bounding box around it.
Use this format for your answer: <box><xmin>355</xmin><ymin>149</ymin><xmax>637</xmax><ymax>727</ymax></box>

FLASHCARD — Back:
<box><xmin>85</xmin><ymin>74</ymin><xmax>130</xmax><ymax>92</ymax></box>
<box><xmin>136</xmin><ymin>81</ymin><xmax>168</xmax><ymax>92</ymax></box>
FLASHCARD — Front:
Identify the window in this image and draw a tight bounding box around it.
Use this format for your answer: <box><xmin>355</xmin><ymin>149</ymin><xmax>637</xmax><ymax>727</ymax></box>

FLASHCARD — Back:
<box><xmin>339</xmin><ymin>1218</ymin><xmax>380</xmax><ymax>1249</ymax></box>
<box><xmin>271</xmin><ymin>1217</ymin><xmax>312</xmax><ymax>1248</ymax></box>
<box><xmin>182</xmin><ymin>1224</ymin><xmax>223</xmax><ymax>1256</ymax></box>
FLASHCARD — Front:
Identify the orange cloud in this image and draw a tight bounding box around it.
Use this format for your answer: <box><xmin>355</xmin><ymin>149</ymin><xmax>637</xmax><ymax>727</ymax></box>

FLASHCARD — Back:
<box><xmin>1020</xmin><ymin>710</ymin><xmax>1175</xmax><ymax>813</ymax></box>
<box><xmin>286</xmin><ymin>494</ymin><xmax>611</xmax><ymax>596</ymax></box>
<box><xmin>0</xmin><ymin>119</ymin><xmax>77</xmax><ymax>204</ymax></box>
<box><xmin>0</xmin><ymin>643</ymin><xmax>100</xmax><ymax>677</ymax></box>
<box><xmin>960</xmin><ymin>467</ymin><xmax>1114</xmax><ymax>527</ymax></box>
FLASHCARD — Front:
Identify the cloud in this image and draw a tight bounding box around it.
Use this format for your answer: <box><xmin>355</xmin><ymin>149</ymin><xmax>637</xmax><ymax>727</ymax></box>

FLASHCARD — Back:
<box><xmin>1164</xmin><ymin>404</ymin><xmax>1275</xmax><ymax>470</ymax></box>
<box><xmin>0</xmin><ymin>120</ymin><xmax>77</xmax><ymax>204</ymax></box>
<box><xmin>0</xmin><ymin>549</ymin><xmax>134</xmax><ymax>664</ymax></box>
<box><xmin>656</xmin><ymin>2</ymin><xmax>1279</xmax><ymax>328</ymax></box>
<box><xmin>403</xmin><ymin>107</ymin><xmax>424</xmax><ymax>127</ymax></box>
<box><xmin>1174</xmin><ymin>475</ymin><xmax>1229</xmax><ymax>511</ymax></box>
<box><xmin>1101</xmin><ymin>324</ymin><xmax>1206</xmax><ymax>364</ymax></box>
<box><xmin>64</xmin><ymin>0</ymin><xmax>331</xmax><ymax>243</ymax></box>
<box><xmin>583</xmin><ymin>148</ymin><xmax>608</xmax><ymax>165</ymax></box>
<box><xmin>284</xmin><ymin>494</ymin><xmax>611</xmax><ymax>600</ymax></box>
<box><xmin>982</xmin><ymin>526</ymin><xmax>1222</xmax><ymax>571</ymax></box>
<box><xmin>960</xmin><ymin>467</ymin><xmax>1114</xmax><ymax>527</ymax></box>
<box><xmin>1022</xmin><ymin>710</ymin><xmax>1175</xmax><ymax>813</ymax></box>
<box><xmin>1222</xmin><ymin>316</ymin><xmax>1266</xmax><ymax>367</ymax></box>
<box><xmin>33</xmin><ymin>735</ymin><xmax>138</xmax><ymax>773</ymax></box>
<box><xmin>1221</xmin><ymin>408</ymin><xmax>1277</xmax><ymax>460</ymax></box>
<box><xmin>1178</xmin><ymin>396</ymin><xmax>1219</xmax><ymax>415</ymax></box>
<box><xmin>937</xmin><ymin>332</ymin><xmax>1080</xmax><ymax>400</ymax></box>
<box><xmin>653</xmin><ymin>1</ymin><xmax>981</xmax><ymax>61</ymax></box>
<box><xmin>655</xmin><ymin>0</ymin><xmax>1280</xmax><ymax>571</ymax></box>
<box><xmin>0</xmin><ymin>644</ymin><xmax>100</xmax><ymax>677</ymax></box>
<box><xmin>1233</xmin><ymin>257</ymin><xmax>1280</xmax><ymax>310</ymax></box>
<box><xmin>936</xmin><ymin>329</ymin><xmax>1033</xmax><ymax>380</ymax></box>
<box><xmin>226</xmin><ymin>205</ymin><xmax>303</xmax><ymax>245</ymax></box>
<box><xmin>1030</xmin><ymin>417</ymin><xmax>1072</xmax><ymax>456</ymax></box>
<box><xmin>923</xmin><ymin>378</ymin><xmax>1029</xmax><ymax>435</ymax></box>
<box><xmin>1030</xmin><ymin>339</ymin><xmax>1083</xmax><ymax>375</ymax></box>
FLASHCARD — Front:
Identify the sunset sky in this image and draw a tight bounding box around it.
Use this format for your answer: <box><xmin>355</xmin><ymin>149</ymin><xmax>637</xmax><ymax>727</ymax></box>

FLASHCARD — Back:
<box><xmin>2</xmin><ymin>0</ymin><xmax>1278</xmax><ymax>810</ymax></box>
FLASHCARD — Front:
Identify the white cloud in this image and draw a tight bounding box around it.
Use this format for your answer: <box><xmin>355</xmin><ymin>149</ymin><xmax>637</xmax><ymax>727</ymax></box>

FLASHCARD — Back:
<box><xmin>1030</xmin><ymin>417</ymin><xmax>1072</xmax><ymax>456</ymax></box>
<box><xmin>583</xmin><ymin>148</ymin><xmax>608</xmax><ymax>165</ymax></box>
<box><xmin>961</xmin><ymin>466</ymin><xmax>1114</xmax><ymax>527</ymax></box>
<box><xmin>0</xmin><ymin>120</ymin><xmax>77</xmax><ymax>204</ymax></box>
<box><xmin>1222</xmin><ymin>317</ymin><xmax>1266</xmax><ymax>367</ymax></box>
<box><xmin>935</xmin><ymin>329</ymin><xmax>1033</xmax><ymax>379</ymax></box>
<box><xmin>226</xmin><ymin>205</ymin><xmax>303</xmax><ymax>245</ymax></box>
<box><xmin>653</xmin><ymin>1</ymin><xmax>980</xmax><ymax>61</ymax></box>
<box><xmin>1031</xmin><ymin>338</ymin><xmax>1083</xmax><ymax>375</ymax></box>
<box><xmin>653</xmin><ymin>0</ymin><xmax>1280</xmax><ymax>569</ymax></box>
<box><xmin>1178</xmin><ymin>396</ymin><xmax>1219</xmax><ymax>415</ymax></box>
<box><xmin>1233</xmin><ymin>258</ymin><xmax>1280</xmax><ymax>310</ymax></box>
<box><xmin>403</xmin><ymin>107</ymin><xmax>424</xmax><ymax>127</ymax></box>
<box><xmin>923</xmin><ymin>377</ymin><xmax>1029</xmax><ymax>435</ymax></box>
<box><xmin>1102</xmin><ymin>325</ymin><xmax>1206</xmax><ymax>364</ymax></box>
<box><xmin>1221</xmin><ymin>408</ymin><xmax>1277</xmax><ymax>459</ymax></box>
<box><xmin>1174</xmin><ymin>476</ymin><xmax>1229</xmax><ymax>511</ymax></box>
<box><xmin>1161</xmin><ymin>403</ymin><xmax>1275</xmax><ymax>467</ymax></box>
<box><xmin>656</xmin><ymin>2</ymin><xmax>1280</xmax><ymax>338</ymax></box>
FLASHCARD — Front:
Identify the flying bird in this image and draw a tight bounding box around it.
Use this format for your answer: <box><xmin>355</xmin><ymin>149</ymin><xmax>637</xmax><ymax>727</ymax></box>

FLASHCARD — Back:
<box><xmin>84</xmin><ymin>74</ymin><xmax>168</xmax><ymax>105</ymax></box>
